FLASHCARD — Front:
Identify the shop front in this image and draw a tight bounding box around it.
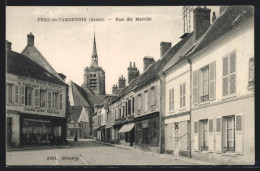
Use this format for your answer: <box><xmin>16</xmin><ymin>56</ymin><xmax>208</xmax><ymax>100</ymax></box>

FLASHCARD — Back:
<box><xmin>118</xmin><ymin>122</ymin><xmax>135</xmax><ymax>146</ymax></box>
<box><xmin>134</xmin><ymin>112</ymin><xmax>159</xmax><ymax>153</ymax></box>
<box><xmin>20</xmin><ymin>113</ymin><xmax>67</xmax><ymax>146</ymax></box>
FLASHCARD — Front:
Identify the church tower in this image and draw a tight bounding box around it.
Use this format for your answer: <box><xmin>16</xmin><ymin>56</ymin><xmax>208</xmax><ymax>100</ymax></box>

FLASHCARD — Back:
<box><xmin>83</xmin><ymin>33</ymin><xmax>106</xmax><ymax>95</ymax></box>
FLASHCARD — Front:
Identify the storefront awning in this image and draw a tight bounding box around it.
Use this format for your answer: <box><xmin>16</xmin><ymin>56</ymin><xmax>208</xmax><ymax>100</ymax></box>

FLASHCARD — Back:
<box><xmin>118</xmin><ymin>123</ymin><xmax>134</xmax><ymax>133</ymax></box>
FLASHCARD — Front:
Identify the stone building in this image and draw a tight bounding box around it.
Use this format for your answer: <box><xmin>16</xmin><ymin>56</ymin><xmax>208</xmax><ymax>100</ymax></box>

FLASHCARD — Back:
<box><xmin>6</xmin><ymin>34</ymin><xmax>69</xmax><ymax>148</ymax></box>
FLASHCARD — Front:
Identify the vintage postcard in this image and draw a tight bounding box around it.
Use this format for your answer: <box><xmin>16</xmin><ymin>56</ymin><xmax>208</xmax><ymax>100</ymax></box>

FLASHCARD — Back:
<box><xmin>5</xmin><ymin>5</ymin><xmax>255</xmax><ymax>166</ymax></box>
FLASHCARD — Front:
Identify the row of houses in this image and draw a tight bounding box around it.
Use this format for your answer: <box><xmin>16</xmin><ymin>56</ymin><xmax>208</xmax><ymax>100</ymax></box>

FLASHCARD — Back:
<box><xmin>92</xmin><ymin>6</ymin><xmax>254</xmax><ymax>164</ymax></box>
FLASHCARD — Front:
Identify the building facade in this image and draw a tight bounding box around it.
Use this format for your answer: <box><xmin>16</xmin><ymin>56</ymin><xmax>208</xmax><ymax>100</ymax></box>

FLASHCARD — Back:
<box><xmin>189</xmin><ymin>6</ymin><xmax>254</xmax><ymax>165</ymax></box>
<box><xmin>6</xmin><ymin>34</ymin><xmax>68</xmax><ymax>148</ymax></box>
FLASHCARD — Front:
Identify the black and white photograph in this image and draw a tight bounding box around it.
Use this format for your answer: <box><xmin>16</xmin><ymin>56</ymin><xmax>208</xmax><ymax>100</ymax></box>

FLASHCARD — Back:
<box><xmin>5</xmin><ymin>4</ymin><xmax>255</xmax><ymax>166</ymax></box>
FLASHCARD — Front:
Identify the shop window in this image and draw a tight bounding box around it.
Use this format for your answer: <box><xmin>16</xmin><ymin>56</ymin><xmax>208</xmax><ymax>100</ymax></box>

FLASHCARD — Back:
<box><xmin>150</xmin><ymin>120</ymin><xmax>159</xmax><ymax>146</ymax></box>
<box><xmin>200</xmin><ymin>120</ymin><xmax>208</xmax><ymax>151</ymax></box>
<box><xmin>180</xmin><ymin>83</ymin><xmax>186</xmax><ymax>107</ymax></box>
<box><xmin>40</xmin><ymin>90</ymin><xmax>46</xmax><ymax>108</ymax></box>
<box><xmin>169</xmin><ymin>88</ymin><xmax>174</xmax><ymax>111</ymax></box>
<box><xmin>223</xmin><ymin>52</ymin><xmax>236</xmax><ymax>96</ymax></box>
<box><xmin>135</xmin><ymin>122</ymin><xmax>142</xmax><ymax>145</ymax></box>
<box><xmin>6</xmin><ymin>83</ymin><xmax>14</xmax><ymax>104</ymax></box>
<box><xmin>25</xmin><ymin>87</ymin><xmax>33</xmax><ymax>106</ymax></box>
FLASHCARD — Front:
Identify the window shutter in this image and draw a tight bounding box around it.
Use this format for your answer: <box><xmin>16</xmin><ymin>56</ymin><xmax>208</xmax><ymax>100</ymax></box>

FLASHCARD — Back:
<box><xmin>148</xmin><ymin>89</ymin><xmax>151</xmax><ymax>109</ymax></box>
<box><xmin>209</xmin><ymin>61</ymin><xmax>216</xmax><ymax>100</ymax></box>
<box><xmin>169</xmin><ymin>89</ymin><xmax>172</xmax><ymax>110</ymax></box>
<box><xmin>20</xmin><ymin>86</ymin><xmax>25</xmax><ymax>105</ymax></box>
<box><xmin>208</xmin><ymin>118</ymin><xmax>214</xmax><ymax>152</ymax></box>
<box><xmin>156</xmin><ymin>85</ymin><xmax>160</xmax><ymax>108</ymax></box>
<box><xmin>34</xmin><ymin>88</ymin><xmax>40</xmax><ymax>107</ymax></box>
<box><xmin>192</xmin><ymin>70</ymin><xmax>198</xmax><ymax>104</ymax></box>
<box><xmin>235</xmin><ymin>113</ymin><xmax>243</xmax><ymax>154</ymax></box>
<box><xmin>153</xmin><ymin>86</ymin><xmax>157</xmax><ymax>106</ymax></box>
<box><xmin>183</xmin><ymin>84</ymin><xmax>186</xmax><ymax>107</ymax></box>
<box><xmin>134</xmin><ymin>96</ymin><xmax>138</xmax><ymax>113</ymax></box>
<box><xmin>215</xmin><ymin>117</ymin><xmax>222</xmax><ymax>153</ymax></box>
<box><xmin>180</xmin><ymin>84</ymin><xmax>183</xmax><ymax>107</ymax></box>
<box><xmin>141</xmin><ymin>93</ymin><xmax>145</xmax><ymax>113</ymax></box>
<box><xmin>47</xmin><ymin>91</ymin><xmax>52</xmax><ymax>109</ymax></box>
<box><xmin>60</xmin><ymin>93</ymin><xmax>63</xmax><ymax>110</ymax></box>
<box><xmin>223</xmin><ymin>56</ymin><xmax>229</xmax><ymax>96</ymax></box>
<box><xmin>194</xmin><ymin>121</ymin><xmax>199</xmax><ymax>152</ymax></box>
<box><xmin>14</xmin><ymin>85</ymin><xmax>19</xmax><ymax>104</ymax></box>
<box><xmin>198</xmin><ymin>70</ymin><xmax>204</xmax><ymax>103</ymax></box>
<box><xmin>172</xmin><ymin>89</ymin><xmax>174</xmax><ymax>110</ymax></box>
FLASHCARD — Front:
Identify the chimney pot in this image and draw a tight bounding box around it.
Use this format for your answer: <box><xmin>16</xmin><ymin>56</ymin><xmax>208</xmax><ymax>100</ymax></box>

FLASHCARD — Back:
<box><xmin>6</xmin><ymin>40</ymin><xmax>12</xmax><ymax>50</ymax></box>
<box><xmin>130</xmin><ymin>62</ymin><xmax>132</xmax><ymax>67</ymax></box>
<box><xmin>27</xmin><ymin>32</ymin><xmax>34</xmax><ymax>46</ymax></box>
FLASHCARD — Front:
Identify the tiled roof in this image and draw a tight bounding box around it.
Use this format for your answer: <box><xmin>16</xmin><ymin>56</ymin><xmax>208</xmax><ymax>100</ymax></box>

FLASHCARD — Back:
<box><xmin>69</xmin><ymin>106</ymin><xmax>83</xmax><ymax>123</ymax></box>
<box><xmin>70</xmin><ymin>81</ymin><xmax>92</xmax><ymax>107</ymax></box>
<box><xmin>190</xmin><ymin>6</ymin><xmax>254</xmax><ymax>56</ymax></box>
<box><xmin>114</xmin><ymin>32</ymin><xmax>194</xmax><ymax>98</ymax></box>
<box><xmin>6</xmin><ymin>50</ymin><xmax>66</xmax><ymax>86</ymax></box>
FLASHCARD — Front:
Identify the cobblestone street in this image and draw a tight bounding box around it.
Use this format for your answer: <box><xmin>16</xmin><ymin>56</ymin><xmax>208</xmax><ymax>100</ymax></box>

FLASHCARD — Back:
<box><xmin>6</xmin><ymin>139</ymin><xmax>212</xmax><ymax>166</ymax></box>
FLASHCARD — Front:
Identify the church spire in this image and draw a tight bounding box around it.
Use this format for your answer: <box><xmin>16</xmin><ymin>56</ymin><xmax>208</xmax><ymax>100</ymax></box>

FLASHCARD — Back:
<box><xmin>91</xmin><ymin>32</ymin><xmax>98</xmax><ymax>67</ymax></box>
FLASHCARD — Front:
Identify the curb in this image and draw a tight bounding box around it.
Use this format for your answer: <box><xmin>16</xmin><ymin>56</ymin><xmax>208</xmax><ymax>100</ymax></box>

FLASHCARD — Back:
<box><xmin>7</xmin><ymin>145</ymin><xmax>70</xmax><ymax>152</ymax></box>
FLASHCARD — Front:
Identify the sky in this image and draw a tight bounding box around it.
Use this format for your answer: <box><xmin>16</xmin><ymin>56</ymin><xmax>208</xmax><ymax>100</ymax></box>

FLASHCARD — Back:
<box><xmin>6</xmin><ymin>6</ymin><xmax>219</xmax><ymax>94</ymax></box>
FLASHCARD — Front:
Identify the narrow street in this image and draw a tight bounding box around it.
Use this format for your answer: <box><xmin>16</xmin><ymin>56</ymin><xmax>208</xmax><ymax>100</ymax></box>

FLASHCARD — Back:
<box><xmin>6</xmin><ymin>139</ymin><xmax>205</xmax><ymax>166</ymax></box>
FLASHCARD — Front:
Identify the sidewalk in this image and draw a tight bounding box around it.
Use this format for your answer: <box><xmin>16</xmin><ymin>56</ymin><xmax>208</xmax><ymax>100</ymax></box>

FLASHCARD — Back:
<box><xmin>7</xmin><ymin>145</ymin><xmax>70</xmax><ymax>152</ymax></box>
<box><xmin>91</xmin><ymin>140</ymin><xmax>216</xmax><ymax>165</ymax></box>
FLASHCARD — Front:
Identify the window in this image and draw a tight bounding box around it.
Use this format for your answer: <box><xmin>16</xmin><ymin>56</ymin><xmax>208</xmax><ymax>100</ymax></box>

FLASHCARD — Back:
<box><xmin>53</xmin><ymin>92</ymin><xmax>59</xmax><ymax>110</ymax></box>
<box><xmin>132</xmin><ymin>97</ymin><xmax>135</xmax><ymax>113</ymax></box>
<box><xmin>200</xmin><ymin>120</ymin><xmax>208</xmax><ymax>151</ymax></box>
<box><xmin>128</xmin><ymin>99</ymin><xmax>131</xmax><ymax>115</ymax></box>
<box><xmin>137</xmin><ymin>94</ymin><xmax>141</xmax><ymax>113</ymax></box>
<box><xmin>15</xmin><ymin>85</ymin><xmax>19</xmax><ymax>104</ymax></box>
<box><xmin>7</xmin><ymin>84</ymin><xmax>14</xmax><ymax>104</ymax></box>
<box><xmin>223</xmin><ymin>116</ymin><xmax>235</xmax><ymax>152</ymax></box>
<box><xmin>20</xmin><ymin>86</ymin><xmax>25</xmax><ymax>105</ymax></box>
<box><xmin>47</xmin><ymin>91</ymin><xmax>52</xmax><ymax>109</ymax></box>
<box><xmin>125</xmin><ymin>102</ymin><xmax>128</xmax><ymax>115</ymax></box>
<box><xmin>199</xmin><ymin>66</ymin><xmax>209</xmax><ymax>102</ymax></box>
<box><xmin>40</xmin><ymin>90</ymin><xmax>46</xmax><ymax>108</ymax></box>
<box><xmin>169</xmin><ymin>89</ymin><xmax>174</xmax><ymax>111</ymax></box>
<box><xmin>180</xmin><ymin>83</ymin><xmax>186</xmax><ymax>108</ymax></box>
<box><xmin>34</xmin><ymin>88</ymin><xmax>40</xmax><ymax>107</ymax></box>
<box><xmin>59</xmin><ymin>94</ymin><xmax>63</xmax><ymax>110</ymax></box>
<box><xmin>144</xmin><ymin>91</ymin><xmax>149</xmax><ymax>111</ymax></box>
<box><xmin>25</xmin><ymin>87</ymin><xmax>33</xmax><ymax>106</ymax></box>
<box><xmin>223</xmin><ymin>52</ymin><xmax>236</xmax><ymax>96</ymax></box>
<box><xmin>248</xmin><ymin>57</ymin><xmax>254</xmax><ymax>88</ymax></box>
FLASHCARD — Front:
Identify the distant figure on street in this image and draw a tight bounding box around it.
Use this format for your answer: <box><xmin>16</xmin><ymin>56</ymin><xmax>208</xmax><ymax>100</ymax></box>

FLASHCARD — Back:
<box><xmin>74</xmin><ymin>133</ymin><xmax>78</xmax><ymax>142</ymax></box>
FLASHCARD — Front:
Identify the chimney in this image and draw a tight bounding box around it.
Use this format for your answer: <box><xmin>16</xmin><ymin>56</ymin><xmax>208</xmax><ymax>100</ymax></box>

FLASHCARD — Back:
<box><xmin>6</xmin><ymin>40</ymin><xmax>12</xmax><ymax>50</ymax></box>
<box><xmin>112</xmin><ymin>84</ymin><xmax>118</xmax><ymax>94</ymax></box>
<box><xmin>193</xmin><ymin>7</ymin><xmax>211</xmax><ymax>40</ymax></box>
<box><xmin>128</xmin><ymin>61</ymin><xmax>139</xmax><ymax>84</ymax></box>
<box><xmin>143</xmin><ymin>57</ymin><xmax>155</xmax><ymax>72</ymax></box>
<box><xmin>27</xmin><ymin>32</ymin><xmax>34</xmax><ymax>46</ymax></box>
<box><xmin>212</xmin><ymin>12</ymin><xmax>216</xmax><ymax>23</ymax></box>
<box><xmin>118</xmin><ymin>75</ymin><xmax>126</xmax><ymax>88</ymax></box>
<box><xmin>58</xmin><ymin>73</ymin><xmax>66</xmax><ymax>81</ymax></box>
<box><xmin>160</xmin><ymin>42</ymin><xmax>171</xmax><ymax>58</ymax></box>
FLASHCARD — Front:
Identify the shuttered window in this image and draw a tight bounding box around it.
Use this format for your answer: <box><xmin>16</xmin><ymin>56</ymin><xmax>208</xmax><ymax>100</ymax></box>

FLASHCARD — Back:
<box><xmin>248</xmin><ymin>57</ymin><xmax>254</xmax><ymax>85</ymax></box>
<box><xmin>169</xmin><ymin>88</ymin><xmax>174</xmax><ymax>111</ymax></box>
<box><xmin>34</xmin><ymin>88</ymin><xmax>40</xmax><ymax>107</ymax></box>
<box><xmin>20</xmin><ymin>86</ymin><xmax>25</xmax><ymax>105</ymax></box>
<box><xmin>47</xmin><ymin>91</ymin><xmax>52</xmax><ymax>109</ymax></box>
<box><xmin>7</xmin><ymin>84</ymin><xmax>14</xmax><ymax>104</ymax></box>
<box><xmin>14</xmin><ymin>85</ymin><xmax>19</xmax><ymax>104</ymax></box>
<box><xmin>59</xmin><ymin>94</ymin><xmax>63</xmax><ymax>110</ymax></box>
<box><xmin>223</xmin><ymin>52</ymin><xmax>236</xmax><ymax>96</ymax></box>
<box><xmin>193</xmin><ymin>70</ymin><xmax>198</xmax><ymax>104</ymax></box>
<box><xmin>180</xmin><ymin>83</ymin><xmax>186</xmax><ymax>107</ymax></box>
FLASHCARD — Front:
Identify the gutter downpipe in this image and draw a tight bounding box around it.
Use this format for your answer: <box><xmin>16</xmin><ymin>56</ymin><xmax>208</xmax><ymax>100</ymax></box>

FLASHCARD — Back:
<box><xmin>185</xmin><ymin>56</ymin><xmax>192</xmax><ymax>158</ymax></box>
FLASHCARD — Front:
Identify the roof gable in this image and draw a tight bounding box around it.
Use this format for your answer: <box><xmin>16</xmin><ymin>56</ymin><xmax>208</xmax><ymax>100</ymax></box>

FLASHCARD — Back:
<box><xmin>69</xmin><ymin>106</ymin><xmax>83</xmax><ymax>122</ymax></box>
<box><xmin>78</xmin><ymin>107</ymin><xmax>89</xmax><ymax>123</ymax></box>
<box><xmin>7</xmin><ymin>50</ymin><xmax>66</xmax><ymax>86</ymax></box>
